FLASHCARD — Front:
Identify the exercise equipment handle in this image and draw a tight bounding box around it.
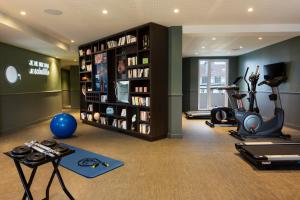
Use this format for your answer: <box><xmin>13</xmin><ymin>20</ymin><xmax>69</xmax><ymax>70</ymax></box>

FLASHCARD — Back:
<box><xmin>244</xmin><ymin>67</ymin><xmax>250</xmax><ymax>92</ymax></box>
<box><xmin>258</xmin><ymin>80</ymin><xmax>268</xmax><ymax>86</ymax></box>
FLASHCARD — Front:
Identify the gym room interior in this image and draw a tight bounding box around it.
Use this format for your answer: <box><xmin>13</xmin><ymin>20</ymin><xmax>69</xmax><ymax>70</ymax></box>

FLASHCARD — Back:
<box><xmin>1</xmin><ymin>1</ymin><xmax>300</xmax><ymax>200</ymax></box>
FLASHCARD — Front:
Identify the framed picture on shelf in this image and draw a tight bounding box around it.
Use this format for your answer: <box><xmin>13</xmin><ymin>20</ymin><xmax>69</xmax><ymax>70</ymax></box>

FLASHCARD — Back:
<box><xmin>94</xmin><ymin>53</ymin><xmax>108</xmax><ymax>93</ymax></box>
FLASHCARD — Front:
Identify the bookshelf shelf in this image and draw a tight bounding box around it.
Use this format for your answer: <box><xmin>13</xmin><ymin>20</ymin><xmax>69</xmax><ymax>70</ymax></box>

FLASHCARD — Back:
<box><xmin>79</xmin><ymin>22</ymin><xmax>168</xmax><ymax>141</ymax></box>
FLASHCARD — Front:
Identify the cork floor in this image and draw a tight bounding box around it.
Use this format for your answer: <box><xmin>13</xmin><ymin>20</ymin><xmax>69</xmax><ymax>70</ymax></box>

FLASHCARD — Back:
<box><xmin>1</xmin><ymin>112</ymin><xmax>300</xmax><ymax>200</ymax></box>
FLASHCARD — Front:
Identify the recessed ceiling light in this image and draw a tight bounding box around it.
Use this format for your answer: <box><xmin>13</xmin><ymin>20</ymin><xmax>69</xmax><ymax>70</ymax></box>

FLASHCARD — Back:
<box><xmin>248</xmin><ymin>7</ymin><xmax>254</xmax><ymax>12</ymax></box>
<box><xmin>212</xmin><ymin>37</ymin><xmax>216</xmax><ymax>41</ymax></box>
<box><xmin>173</xmin><ymin>9</ymin><xmax>180</xmax><ymax>14</ymax></box>
<box><xmin>20</xmin><ymin>11</ymin><xmax>26</xmax><ymax>16</ymax></box>
<box><xmin>258</xmin><ymin>37</ymin><xmax>263</xmax><ymax>40</ymax></box>
<box><xmin>201</xmin><ymin>46</ymin><xmax>206</xmax><ymax>49</ymax></box>
<box><xmin>102</xmin><ymin>9</ymin><xmax>108</xmax><ymax>14</ymax></box>
<box><xmin>240</xmin><ymin>46</ymin><xmax>243</xmax><ymax>49</ymax></box>
<box><xmin>74</xmin><ymin>59</ymin><xmax>77</xmax><ymax>62</ymax></box>
<box><xmin>44</xmin><ymin>9</ymin><xmax>63</xmax><ymax>16</ymax></box>
<box><xmin>71</xmin><ymin>40</ymin><xmax>75</xmax><ymax>43</ymax></box>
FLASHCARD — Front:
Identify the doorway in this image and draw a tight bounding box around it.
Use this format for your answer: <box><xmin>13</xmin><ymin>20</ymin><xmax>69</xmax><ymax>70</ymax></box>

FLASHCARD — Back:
<box><xmin>198</xmin><ymin>59</ymin><xmax>228</xmax><ymax>110</ymax></box>
<box><xmin>61</xmin><ymin>69</ymin><xmax>71</xmax><ymax>108</ymax></box>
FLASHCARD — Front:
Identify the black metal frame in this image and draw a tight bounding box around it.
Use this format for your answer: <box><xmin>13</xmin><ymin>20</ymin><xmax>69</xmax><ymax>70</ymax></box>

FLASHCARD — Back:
<box><xmin>5</xmin><ymin>149</ymin><xmax>75</xmax><ymax>200</ymax></box>
<box><xmin>14</xmin><ymin>157</ymin><xmax>74</xmax><ymax>200</ymax></box>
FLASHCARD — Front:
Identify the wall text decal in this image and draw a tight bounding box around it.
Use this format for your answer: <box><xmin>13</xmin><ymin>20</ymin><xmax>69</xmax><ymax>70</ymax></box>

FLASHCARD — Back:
<box><xmin>28</xmin><ymin>60</ymin><xmax>50</xmax><ymax>76</ymax></box>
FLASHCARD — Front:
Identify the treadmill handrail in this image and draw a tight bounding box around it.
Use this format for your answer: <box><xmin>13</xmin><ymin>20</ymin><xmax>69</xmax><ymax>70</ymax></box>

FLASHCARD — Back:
<box><xmin>242</xmin><ymin>142</ymin><xmax>300</xmax><ymax>146</ymax></box>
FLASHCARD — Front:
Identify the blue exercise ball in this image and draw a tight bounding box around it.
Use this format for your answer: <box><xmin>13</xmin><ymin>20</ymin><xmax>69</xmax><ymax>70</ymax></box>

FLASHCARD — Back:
<box><xmin>50</xmin><ymin>113</ymin><xmax>77</xmax><ymax>138</ymax></box>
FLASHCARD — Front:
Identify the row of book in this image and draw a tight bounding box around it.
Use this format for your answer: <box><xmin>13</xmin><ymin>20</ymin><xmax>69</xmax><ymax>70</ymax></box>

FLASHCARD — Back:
<box><xmin>131</xmin><ymin>96</ymin><xmax>150</xmax><ymax>107</ymax></box>
<box><xmin>139</xmin><ymin>123</ymin><xmax>150</xmax><ymax>135</ymax></box>
<box><xmin>128</xmin><ymin>56</ymin><xmax>138</xmax><ymax>66</ymax></box>
<box><xmin>107</xmin><ymin>40</ymin><xmax>118</xmax><ymax>49</ymax></box>
<box><xmin>140</xmin><ymin>111</ymin><xmax>150</xmax><ymax>122</ymax></box>
<box><xmin>112</xmin><ymin>119</ymin><xmax>127</xmax><ymax>130</ymax></box>
<box><xmin>128</xmin><ymin>68</ymin><xmax>150</xmax><ymax>78</ymax></box>
<box><xmin>100</xmin><ymin>117</ymin><xmax>108</xmax><ymax>125</ymax></box>
<box><xmin>118</xmin><ymin>35</ymin><xmax>137</xmax><ymax>46</ymax></box>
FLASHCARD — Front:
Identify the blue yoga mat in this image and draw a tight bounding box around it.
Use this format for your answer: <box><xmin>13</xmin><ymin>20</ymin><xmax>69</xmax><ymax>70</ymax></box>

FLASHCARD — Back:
<box><xmin>60</xmin><ymin>144</ymin><xmax>124</xmax><ymax>178</ymax></box>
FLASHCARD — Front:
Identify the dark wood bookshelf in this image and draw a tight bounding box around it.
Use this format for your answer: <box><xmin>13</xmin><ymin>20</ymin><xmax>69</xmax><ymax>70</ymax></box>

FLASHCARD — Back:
<box><xmin>78</xmin><ymin>22</ymin><xmax>168</xmax><ymax>141</ymax></box>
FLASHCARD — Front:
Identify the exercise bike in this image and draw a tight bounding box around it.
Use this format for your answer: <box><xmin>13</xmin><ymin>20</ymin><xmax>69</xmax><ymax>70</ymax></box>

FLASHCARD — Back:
<box><xmin>205</xmin><ymin>76</ymin><xmax>244</xmax><ymax>127</ymax></box>
<box><xmin>229</xmin><ymin>65</ymin><xmax>290</xmax><ymax>140</ymax></box>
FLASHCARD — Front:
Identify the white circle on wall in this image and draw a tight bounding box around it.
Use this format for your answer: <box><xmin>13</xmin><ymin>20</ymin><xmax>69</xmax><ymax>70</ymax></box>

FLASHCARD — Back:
<box><xmin>5</xmin><ymin>66</ymin><xmax>19</xmax><ymax>84</ymax></box>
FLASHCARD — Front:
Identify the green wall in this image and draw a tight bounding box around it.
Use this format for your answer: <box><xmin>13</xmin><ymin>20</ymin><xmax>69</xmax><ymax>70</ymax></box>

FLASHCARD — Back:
<box><xmin>182</xmin><ymin>56</ymin><xmax>239</xmax><ymax>111</ymax></box>
<box><xmin>0</xmin><ymin>42</ymin><xmax>62</xmax><ymax>134</ymax></box>
<box><xmin>238</xmin><ymin>36</ymin><xmax>300</xmax><ymax>129</ymax></box>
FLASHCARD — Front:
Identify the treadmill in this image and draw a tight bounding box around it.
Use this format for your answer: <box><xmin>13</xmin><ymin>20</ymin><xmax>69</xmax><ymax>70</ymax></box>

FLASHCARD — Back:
<box><xmin>235</xmin><ymin>142</ymin><xmax>300</xmax><ymax>169</ymax></box>
<box><xmin>185</xmin><ymin>110</ymin><xmax>211</xmax><ymax>119</ymax></box>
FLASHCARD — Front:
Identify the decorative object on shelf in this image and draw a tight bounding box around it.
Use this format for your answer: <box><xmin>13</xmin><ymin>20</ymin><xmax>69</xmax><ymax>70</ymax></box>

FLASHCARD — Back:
<box><xmin>87</xmin><ymin>114</ymin><xmax>93</xmax><ymax>121</ymax></box>
<box><xmin>142</xmin><ymin>57</ymin><xmax>149</xmax><ymax>64</ymax></box>
<box><xmin>94</xmin><ymin>53</ymin><xmax>108</xmax><ymax>93</ymax></box>
<box><xmin>79</xmin><ymin>49</ymin><xmax>84</xmax><ymax>56</ymax></box>
<box><xmin>50</xmin><ymin>113</ymin><xmax>77</xmax><ymax>139</ymax></box>
<box><xmin>88</xmin><ymin>104</ymin><xmax>93</xmax><ymax>112</ymax></box>
<box><xmin>115</xmin><ymin>81</ymin><xmax>129</xmax><ymax>103</ymax></box>
<box><xmin>86</xmin><ymin>49</ymin><xmax>91</xmax><ymax>55</ymax></box>
<box><xmin>121</xmin><ymin>109</ymin><xmax>126</xmax><ymax>117</ymax></box>
<box><xmin>100</xmin><ymin>95</ymin><xmax>107</xmax><ymax>103</ymax></box>
<box><xmin>117</xmin><ymin>58</ymin><xmax>127</xmax><ymax>79</ymax></box>
<box><xmin>81</xmin><ymin>59</ymin><xmax>86</xmax><ymax>70</ymax></box>
<box><xmin>80</xmin><ymin>112</ymin><xmax>86</xmax><ymax>120</ymax></box>
<box><xmin>81</xmin><ymin>85</ymin><xmax>86</xmax><ymax>96</ymax></box>
<box><xmin>100</xmin><ymin>44</ymin><xmax>105</xmax><ymax>51</ymax></box>
<box><xmin>131</xmin><ymin>114</ymin><xmax>137</xmax><ymax>131</ymax></box>
<box><xmin>94</xmin><ymin>112</ymin><xmax>100</xmax><ymax>122</ymax></box>
<box><xmin>142</xmin><ymin>35</ymin><xmax>150</xmax><ymax>49</ymax></box>
<box><xmin>106</xmin><ymin>106</ymin><xmax>114</xmax><ymax>115</ymax></box>
<box><xmin>86</xmin><ymin>64</ymin><xmax>92</xmax><ymax>72</ymax></box>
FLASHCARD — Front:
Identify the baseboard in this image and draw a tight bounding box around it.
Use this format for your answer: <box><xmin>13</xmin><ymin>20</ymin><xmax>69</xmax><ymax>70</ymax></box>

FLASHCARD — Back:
<box><xmin>168</xmin><ymin>133</ymin><xmax>183</xmax><ymax>138</ymax></box>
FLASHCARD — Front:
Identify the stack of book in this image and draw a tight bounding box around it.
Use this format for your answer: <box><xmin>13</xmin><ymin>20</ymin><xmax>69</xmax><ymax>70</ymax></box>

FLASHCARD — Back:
<box><xmin>127</xmin><ymin>56</ymin><xmax>137</xmax><ymax>66</ymax></box>
<box><xmin>140</xmin><ymin>111</ymin><xmax>150</xmax><ymax>122</ymax></box>
<box><xmin>139</xmin><ymin>124</ymin><xmax>150</xmax><ymax>135</ymax></box>
<box><xmin>131</xmin><ymin>96</ymin><xmax>150</xmax><ymax>107</ymax></box>
<box><xmin>107</xmin><ymin>40</ymin><xmax>118</xmax><ymax>49</ymax></box>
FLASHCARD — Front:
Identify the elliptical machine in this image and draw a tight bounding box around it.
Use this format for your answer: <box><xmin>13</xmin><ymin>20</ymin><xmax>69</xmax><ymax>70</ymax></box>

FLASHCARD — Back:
<box><xmin>205</xmin><ymin>76</ymin><xmax>243</xmax><ymax>127</ymax></box>
<box><xmin>229</xmin><ymin>64</ymin><xmax>290</xmax><ymax>140</ymax></box>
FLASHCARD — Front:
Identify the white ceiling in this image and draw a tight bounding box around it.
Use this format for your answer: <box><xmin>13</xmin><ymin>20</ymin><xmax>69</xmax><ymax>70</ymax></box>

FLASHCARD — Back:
<box><xmin>0</xmin><ymin>0</ymin><xmax>300</xmax><ymax>61</ymax></box>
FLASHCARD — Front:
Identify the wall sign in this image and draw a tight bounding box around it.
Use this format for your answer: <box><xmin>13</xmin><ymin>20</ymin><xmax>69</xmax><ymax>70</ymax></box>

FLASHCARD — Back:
<box><xmin>28</xmin><ymin>59</ymin><xmax>50</xmax><ymax>76</ymax></box>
